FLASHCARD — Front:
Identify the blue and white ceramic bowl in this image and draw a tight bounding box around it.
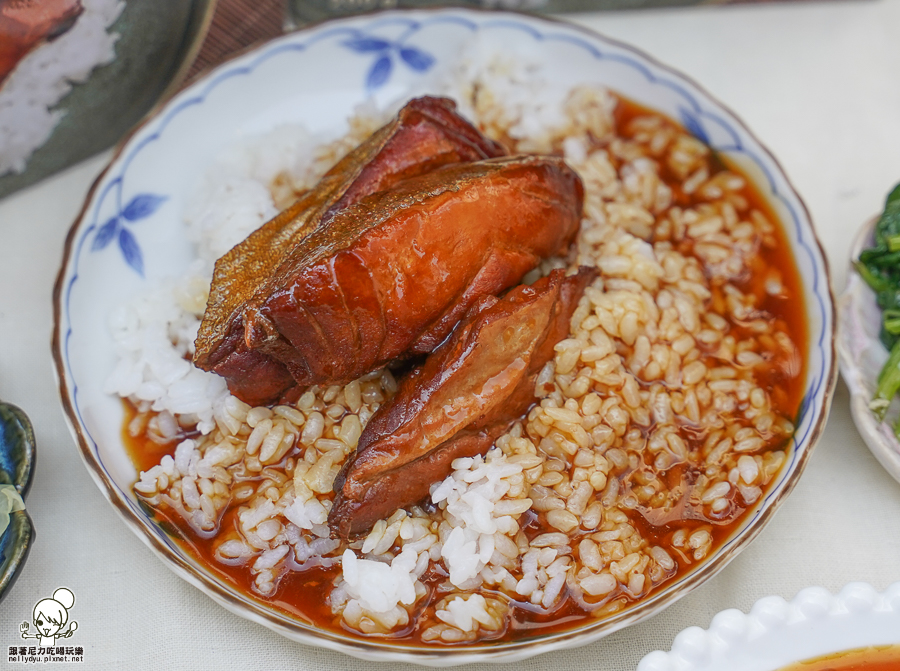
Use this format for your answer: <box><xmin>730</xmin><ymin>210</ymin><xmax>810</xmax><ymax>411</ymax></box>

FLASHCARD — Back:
<box><xmin>52</xmin><ymin>9</ymin><xmax>836</xmax><ymax>665</ymax></box>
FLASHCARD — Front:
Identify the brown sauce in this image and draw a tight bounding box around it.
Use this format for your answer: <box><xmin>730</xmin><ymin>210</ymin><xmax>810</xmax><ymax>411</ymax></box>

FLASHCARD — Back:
<box><xmin>612</xmin><ymin>96</ymin><xmax>808</xmax><ymax>415</ymax></box>
<box><xmin>778</xmin><ymin>646</ymin><xmax>900</xmax><ymax>671</ymax></box>
<box><xmin>123</xmin><ymin>93</ymin><xmax>809</xmax><ymax>644</ymax></box>
<box><xmin>124</xmin><ymin>407</ymin><xmax>182</xmax><ymax>474</ymax></box>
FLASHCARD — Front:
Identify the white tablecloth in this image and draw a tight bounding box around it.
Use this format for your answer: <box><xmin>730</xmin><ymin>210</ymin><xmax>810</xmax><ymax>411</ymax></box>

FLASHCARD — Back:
<box><xmin>1</xmin><ymin>1</ymin><xmax>899</xmax><ymax>668</ymax></box>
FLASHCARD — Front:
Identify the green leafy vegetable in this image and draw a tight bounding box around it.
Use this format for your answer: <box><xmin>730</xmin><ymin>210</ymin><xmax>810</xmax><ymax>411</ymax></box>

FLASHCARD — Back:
<box><xmin>856</xmin><ymin>181</ymin><xmax>900</xmax><ymax>433</ymax></box>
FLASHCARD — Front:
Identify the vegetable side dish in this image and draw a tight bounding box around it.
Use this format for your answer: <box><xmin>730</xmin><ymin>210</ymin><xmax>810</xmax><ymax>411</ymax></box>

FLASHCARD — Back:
<box><xmin>854</xmin><ymin>183</ymin><xmax>900</xmax><ymax>434</ymax></box>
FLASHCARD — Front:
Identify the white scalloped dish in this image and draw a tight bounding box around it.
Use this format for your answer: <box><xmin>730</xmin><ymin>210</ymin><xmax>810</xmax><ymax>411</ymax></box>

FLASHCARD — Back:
<box><xmin>838</xmin><ymin>218</ymin><xmax>900</xmax><ymax>483</ymax></box>
<box><xmin>638</xmin><ymin>582</ymin><xmax>900</xmax><ymax>671</ymax></box>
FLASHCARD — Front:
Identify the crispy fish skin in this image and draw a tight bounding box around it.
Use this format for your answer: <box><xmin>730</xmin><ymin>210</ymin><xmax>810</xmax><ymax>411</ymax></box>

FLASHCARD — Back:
<box><xmin>246</xmin><ymin>155</ymin><xmax>584</xmax><ymax>392</ymax></box>
<box><xmin>193</xmin><ymin>96</ymin><xmax>505</xmax><ymax>406</ymax></box>
<box><xmin>329</xmin><ymin>267</ymin><xmax>597</xmax><ymax>537</ymax></box>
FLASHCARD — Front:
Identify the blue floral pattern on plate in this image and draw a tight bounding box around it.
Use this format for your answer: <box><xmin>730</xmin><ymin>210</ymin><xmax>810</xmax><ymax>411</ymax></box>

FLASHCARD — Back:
<box><xmin>342</xmin><ymin>31</ymin><xmax>435</xmax><ymax>91</ymax></box>
<box><xmin>91</xmin><ymin>193</ymin><xmax>167</xmax><ymax>276</ymax></box>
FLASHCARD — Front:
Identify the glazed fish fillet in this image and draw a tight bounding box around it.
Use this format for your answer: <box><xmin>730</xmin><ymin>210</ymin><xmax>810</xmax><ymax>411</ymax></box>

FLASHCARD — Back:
<box><xmin>242</xmin><ymin>155</ymin><xmax>583</xmax><ymax>401</ymax></box>
<box><xmin>329</xmin><ymin>267</ymin><xmax>596</xmax><ymax>537</ymax></box>
<box><xmin>193</xmin><ymin>96</ymin><xmax>506</xmax><ymax>405</ymax></box>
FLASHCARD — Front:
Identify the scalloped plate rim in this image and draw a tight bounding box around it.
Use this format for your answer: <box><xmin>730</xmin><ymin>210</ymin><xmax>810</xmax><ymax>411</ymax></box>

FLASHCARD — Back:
<box><xmin>638</xmin><ymin>581</ymin><xmax>900</xmax><ymax>671</ymax></box>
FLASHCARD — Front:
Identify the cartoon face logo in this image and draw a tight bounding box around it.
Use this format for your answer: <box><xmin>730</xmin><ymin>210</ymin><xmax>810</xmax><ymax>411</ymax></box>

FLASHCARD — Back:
<box><xmin>20</xmin><ymin>588</ymin><xmax>78</xmax><ymax>644</ymax></box>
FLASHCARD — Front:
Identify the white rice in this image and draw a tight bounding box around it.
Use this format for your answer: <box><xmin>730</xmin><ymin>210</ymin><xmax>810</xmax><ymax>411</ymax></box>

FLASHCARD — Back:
<box><xmin>432</xmin><ymin>451</ymin><xmax>526</xmax><ymax>588</ymax></box>
<box><xmin>0</xmin><ymin>0</ymin><xmax>124</xmax><ymax>176</ymax></box>
<box><xmin>104</xmin><ymin>260</ymin><xmax>224</xmax><ymax>434</ymax></box>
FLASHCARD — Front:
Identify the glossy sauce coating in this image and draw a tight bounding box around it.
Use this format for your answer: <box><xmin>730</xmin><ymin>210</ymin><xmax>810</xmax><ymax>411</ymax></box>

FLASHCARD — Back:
<box><xmin>247</xmin><ymin>155</ymin><xmax>583</xmax><ymax>393</ymax></box>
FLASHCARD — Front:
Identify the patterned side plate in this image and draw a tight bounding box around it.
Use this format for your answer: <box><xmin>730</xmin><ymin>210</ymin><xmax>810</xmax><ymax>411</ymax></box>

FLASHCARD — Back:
<box><xmin>51</xmin><ymin>9</ymin><xmax>836</xmax><ymax>665</ymax></box>
<box><xmin>0</xmin><ymin>401</ymin><xmax>37</xmax><ymax>605</ymax></box>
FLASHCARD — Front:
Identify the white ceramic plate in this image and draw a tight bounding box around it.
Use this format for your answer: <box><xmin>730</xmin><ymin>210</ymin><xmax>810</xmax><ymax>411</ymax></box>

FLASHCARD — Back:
<box><xmin>638</xmin><ymin>582</ymin><xmax>900</xmax><ymax>671</ymax></box>
<box><xmin>838</xmin><ymin>217</ymin><xmax>900</xmax><ymax>483</ymax></box>
<box><xmin>52</xmin><ymin>8</ymin><xmax>836</xmax><ymax>665</ymax></box>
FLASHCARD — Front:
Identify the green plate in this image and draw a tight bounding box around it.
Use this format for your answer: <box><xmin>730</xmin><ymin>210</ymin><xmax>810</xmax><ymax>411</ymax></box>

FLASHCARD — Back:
<box><xmin>0</xmin><ymin>0</ymin><xmax>216</xmax><ymax>200</ymax></box>
<box><xmin>0</xmin><ymin>401</ymin><xmax>37</xmax><ymax>605</ymax></box>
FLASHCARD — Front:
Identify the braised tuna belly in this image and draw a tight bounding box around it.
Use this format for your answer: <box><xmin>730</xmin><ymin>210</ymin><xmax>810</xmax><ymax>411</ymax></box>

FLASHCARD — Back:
<box><xmin>245</xmin><ymin>155</ymin><xmax>583</xmax><ymax>395</ymax></box>
<box><xmin>193</xmin><ymin>96</ymin><xmax>505</xmax><ymax>406</ymax></box>
<box><xmin>330</xmin><ymin>267</ymin><xmax>597</xmax><ymax>537</ymax></box>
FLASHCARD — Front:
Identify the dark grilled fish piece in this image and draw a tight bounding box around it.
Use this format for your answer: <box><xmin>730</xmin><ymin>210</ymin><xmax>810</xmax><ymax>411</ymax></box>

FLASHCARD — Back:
<box><xmin>193</xmin><ymin>96</ymin><xmax>506</xmax><ymax>406</ymax></box>
<box><xmin>329</xmin><ymin>267</ymin><xmax>597</xmax><ymax>537</ymax></box>
<box><xmin>244</xmin><ymin>155</ymin><xmax>584</xmax><ymax>396</ymax></box>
